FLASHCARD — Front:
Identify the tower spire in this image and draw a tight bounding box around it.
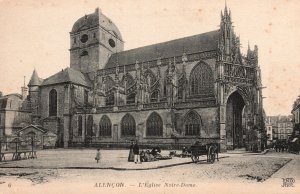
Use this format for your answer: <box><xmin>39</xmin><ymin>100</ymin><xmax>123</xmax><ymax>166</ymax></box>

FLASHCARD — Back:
<box><xmin>247</xmin><ymin>41</ymin><xmax>251</xmax><ymax>57</ymax></box>
<box><xmin>28</xmin><ymin>69</ymin><xmax>41</xmax><ymax>87</ymax></box>
<box><xmin>219</xmin><ymin>1</ymin><xmax>234</xmax><ymax>62</ymax></box>
<box><xmin>221</xmin><ymin>10</ymin><xmax>223</xmax><ymax>20</ymax></box>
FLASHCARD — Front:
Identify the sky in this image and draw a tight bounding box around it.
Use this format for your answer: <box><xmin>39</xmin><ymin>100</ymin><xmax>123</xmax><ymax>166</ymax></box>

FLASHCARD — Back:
<box><xmin>0</xmin><ymin>0</ymin><xmax>300</xmax><ymax>116</ymax></box>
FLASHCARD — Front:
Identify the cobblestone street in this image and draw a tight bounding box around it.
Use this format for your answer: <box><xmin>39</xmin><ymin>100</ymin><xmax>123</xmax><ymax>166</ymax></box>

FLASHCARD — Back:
<box><xmin>0</xmin><ymin>149</ymin><xmax>299</xmax><ymax>194</ymax></box>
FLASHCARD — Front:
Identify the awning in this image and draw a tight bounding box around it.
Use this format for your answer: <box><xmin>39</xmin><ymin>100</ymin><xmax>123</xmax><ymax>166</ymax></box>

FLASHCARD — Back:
<box><xmin>292</xmin><ymin>138</ymin><xmax>298</xmax><ymax>142</ymax></box>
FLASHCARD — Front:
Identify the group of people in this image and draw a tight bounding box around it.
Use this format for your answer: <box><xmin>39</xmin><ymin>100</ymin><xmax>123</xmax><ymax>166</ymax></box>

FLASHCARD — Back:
<box><xmin>273</xmin><ymin>141</ymin><xmax>289</xmax><ymax>152</ymax></box>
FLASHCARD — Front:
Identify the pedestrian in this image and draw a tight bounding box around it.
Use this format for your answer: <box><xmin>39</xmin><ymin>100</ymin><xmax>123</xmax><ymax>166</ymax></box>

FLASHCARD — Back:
<box><xmin>95</xmin><ymin>148</ymin><xmax>101</xmax><ymax>163</ymax></box>
<box><xmin>128</xmin><ymin>141</ymin><xmax>134</xmax><ymax>162</ymax></box>
<box><xmin>133</xmin><ymin>141</ymin><xmax>141</xmax><ymax>164</ymax></box>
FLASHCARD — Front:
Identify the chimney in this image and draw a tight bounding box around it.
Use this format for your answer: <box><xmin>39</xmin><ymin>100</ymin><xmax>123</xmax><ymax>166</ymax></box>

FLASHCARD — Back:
<box><xmin>21</xmin><ymin>76</ymin><xmax>28</xmax><ymax>100</ymax></box>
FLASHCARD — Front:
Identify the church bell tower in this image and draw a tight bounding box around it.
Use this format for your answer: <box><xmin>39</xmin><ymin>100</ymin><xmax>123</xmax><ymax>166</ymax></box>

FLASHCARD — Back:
<box><xmin>69</xmin><ymin>8</ymin><xmax>124</xmax><ymax>79</ymax></box>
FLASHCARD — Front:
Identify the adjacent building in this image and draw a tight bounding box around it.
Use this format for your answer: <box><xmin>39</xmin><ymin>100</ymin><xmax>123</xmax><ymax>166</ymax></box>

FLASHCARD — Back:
<box><xmin>0</xmin><ymin>92</ymin><xmax>31</xmax><ymax>137</ymax></box>
<box><xmin>265</xmin><ymin>115</ymin><xmax>293</xmax><ymax>144</ymax></box>
<box><xmin>291</xmin><ymin>96</ymin><xmax>300</xmax><ymax>150</ymax></box>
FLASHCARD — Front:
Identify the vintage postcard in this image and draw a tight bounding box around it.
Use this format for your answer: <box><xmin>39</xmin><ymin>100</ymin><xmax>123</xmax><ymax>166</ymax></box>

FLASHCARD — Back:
<box><xmin>0</xmin><ymin>0</ymin><xmax>299</xmax><ymax>194</ymax></box>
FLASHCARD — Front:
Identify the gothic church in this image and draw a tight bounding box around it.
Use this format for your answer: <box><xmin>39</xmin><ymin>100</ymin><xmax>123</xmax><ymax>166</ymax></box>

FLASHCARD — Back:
<box><xmin>0</xmin><ymin>5</ymin><xmax>264</xmax><ymax>151</ymax></box>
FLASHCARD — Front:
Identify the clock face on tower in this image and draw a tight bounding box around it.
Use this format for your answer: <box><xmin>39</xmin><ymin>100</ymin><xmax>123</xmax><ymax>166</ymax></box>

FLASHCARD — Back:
<box><xmin>80</xmin><ymin>34</ymin><xmax>88</xmax><ymax>43</ymax></box>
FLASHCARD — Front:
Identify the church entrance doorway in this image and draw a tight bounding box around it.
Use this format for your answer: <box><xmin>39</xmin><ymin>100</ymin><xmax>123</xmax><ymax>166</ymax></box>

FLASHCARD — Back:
<box><xmin>226</xmin><ymin>91</ymin><xmax>245</xmax><ymax>149</ymax></box>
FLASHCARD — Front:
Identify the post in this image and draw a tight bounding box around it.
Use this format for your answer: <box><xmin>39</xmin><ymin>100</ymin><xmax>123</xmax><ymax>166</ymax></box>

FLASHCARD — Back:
<box><xmin>0</xmin><ymin>139</ymin><xmax>2</xmax><ymax>161</ymax></box>
<box><xmin>42</xmin><ymin>135</ymin><xmax>44</xmax><ymax>149</ymax></box>
<box><xmin>31</xmin><ymin>137</ymin><xmax>34</xmax><ymax>154</ymax></box>
<box><xmin>15</xmin><ymin>140</ymin><xmax>18</xmax><ymax>160</ymax></box>
<box><xmin>84</xmin><ymin>109</ymin><xmax>87</xmax><ymax>147</ymax></box>
<box><xmin>5</xmin><ymin>136</ymin><xmax>8</xmax><ymax>151</ymax></box>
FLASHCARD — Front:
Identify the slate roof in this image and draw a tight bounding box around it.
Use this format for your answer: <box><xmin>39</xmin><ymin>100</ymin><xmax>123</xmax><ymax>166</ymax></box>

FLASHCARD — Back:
<box><xmin>105</xmin><ymin>30</ymin><xmax>219</xmax><ymax>68</ymax></box>
<box><xmin>28</xmin><ymin>69</ymin><xmax>43</xmax><ymax>86</ymax></box>
<box><xmin>278</xmin><ymin>115</ymin><xmax>293</xmax><ymax>123</ymax></box>
<box><xmin>41</xmin><ymin>67</ymin><xmax>92</xmax><ymax>87</ymax></box>
<box><xmin>71</xmin><ymin>9</ymin><xmax>122</xmax><ymax>40</ymax></box>
<box><xmin>72</xmin><ymin>13</ymin><xmax>99</xmax><ymax>33</ymax></box>
<box><xmin>266</xmin><ymin>115</ymin><xmax>293</xmax><ymax>125</ymax></box>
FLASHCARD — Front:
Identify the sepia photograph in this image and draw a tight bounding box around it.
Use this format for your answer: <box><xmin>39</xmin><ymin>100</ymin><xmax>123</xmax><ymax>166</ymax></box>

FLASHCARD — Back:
<box><xmin>0</xmin><ymin>0</ymin><xmax>299</xmax><ymax>193</ymax></box>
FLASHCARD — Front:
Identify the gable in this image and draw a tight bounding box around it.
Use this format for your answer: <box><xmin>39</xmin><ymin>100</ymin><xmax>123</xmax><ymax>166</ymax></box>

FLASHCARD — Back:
<box><xmin>18</xmin><ymin>125</ymin><xmax>47</xmax><ymax>135</ymax></box>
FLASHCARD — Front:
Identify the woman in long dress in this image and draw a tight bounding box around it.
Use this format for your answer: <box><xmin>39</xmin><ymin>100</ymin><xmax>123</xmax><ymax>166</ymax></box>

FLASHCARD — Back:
<box><xmin>95</xmin><ymin>148</ymin><xmax>101</xmax><ymax>163</ymax></box>
<box><xmin>128</xmin><ymin>142</ymin><xmax>134</xmax><ymax>162</ymax></box>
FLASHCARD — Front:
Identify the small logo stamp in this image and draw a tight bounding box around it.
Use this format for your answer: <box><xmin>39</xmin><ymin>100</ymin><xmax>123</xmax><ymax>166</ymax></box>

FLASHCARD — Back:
<box><xmin>281</xmin><ymin>178</ymin><xmax>295</xmax><ymax>187</ymax></box>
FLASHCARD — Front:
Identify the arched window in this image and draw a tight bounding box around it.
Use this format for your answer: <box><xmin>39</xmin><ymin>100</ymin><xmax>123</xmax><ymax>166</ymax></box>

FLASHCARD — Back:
<box><xmin>150</xmin><ymin>90</ymin><xmax>159</xmax><ymax>102</ymax></box>
<box><xmin>234</xmin><ymin>66</ymin><xmax>246</xmax><ymax>78</ymax></box>
<box><xmin>106</xmin><ymin>93</ymin><xmax>114</xmax><ymax>106</ymax></box>
<box><xmin>146</xmin><ymin>112</ymin><xmax>163</xmax><ymax>136</ymax></box>
<box><xmin>49</xmin><ymin>89</ymin><xmax>57</xmax><ymax>116</ymax></box>
<box><xmin>84</xmin><ymin>90</ymin><xmax>89</xmax><ymax>105</ymax></box>
<box><xmin>105</xmin><ymin>76</ymin><xmax>115</xmax><ymax>92</ymax></box>
<box><xmin>121</xmin><ymin>114</ymin><xmax>136</xmax><ymax>137</ymax></box>
<box><xmin>144</xmin><ymin>70</ymin><xmax>157</xmax><ymax>86</ymax></box>
<box><xmin>99</xmin><ymin>115</ymin><xmax>112</xmax><ymax>137</ymax></box>
<box><xmin>184</xmin><ymin>111</ymin><xmax>201</xmax><ymax>136</ymax></box>
<box><xmin>127</xmin><ymin>93</ymin><xmax>136</xmax><ymax>104</ymax></box>
<box><xmin>122</xmin><ymin>73</ymin><xmax>135</xmax><ymax>89</ymax></box>
<box><xmin>178</xmin><ymin>85</ymin><xmax>183</xmax><ymax>100</ymax></box>
<box><xmin>163</xmin><ymin>79</ymin><xmax>167</xmax><ymax>97</ymax></box>
<box><xmin>126</xmin><ymin>74</ymin><xmax>135</xmax><ymax>88</ymax></box>
<box><xmin>87</xmin><ymin>115</ymin><xmax>94</xmax><ymax>137</ymax></box>
<box><xmin>78</xmin><ymin>115</ymin><xmax>82</xmax><ymax>136</ymax></box>
<box><xmin>177</xmin><ymin>77</ymin><xmax>186</xmax><ymax>100</ymax></box>
<box><xmin>189</xmin><ymin>62</ymin><xmax>214</xmax><ymax>96</ymax></box>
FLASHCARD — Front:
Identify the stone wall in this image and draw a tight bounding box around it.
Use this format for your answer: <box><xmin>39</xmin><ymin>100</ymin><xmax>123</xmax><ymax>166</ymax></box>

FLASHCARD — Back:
<box><xmin>39</xmin><ymin>85</ymin><xmax>66</xmax><ymax>119</ymax></box>
<box><xmin>70</xmin><ymin>106</ymin><xmax>219</xmax><ymax>148</ymax></box>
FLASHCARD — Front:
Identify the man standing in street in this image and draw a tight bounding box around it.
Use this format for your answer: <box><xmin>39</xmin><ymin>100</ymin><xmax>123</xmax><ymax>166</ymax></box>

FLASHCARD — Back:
<box><xmin>133</xmin><ymin>141</ymin><xmax>141</xmax><ymax>164</ymax></box>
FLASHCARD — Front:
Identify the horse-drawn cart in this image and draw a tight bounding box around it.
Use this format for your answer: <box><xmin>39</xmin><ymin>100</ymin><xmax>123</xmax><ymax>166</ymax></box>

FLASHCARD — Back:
<box><xmin>190</xmin><ymin>143</ymin><xmax>219</xmax><ymax>163</ymax></box>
